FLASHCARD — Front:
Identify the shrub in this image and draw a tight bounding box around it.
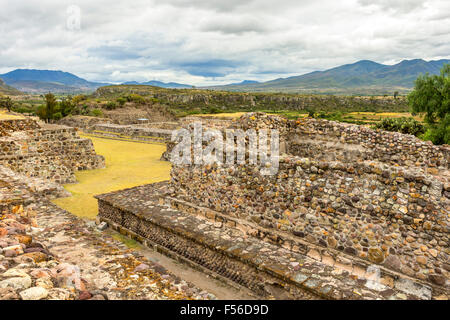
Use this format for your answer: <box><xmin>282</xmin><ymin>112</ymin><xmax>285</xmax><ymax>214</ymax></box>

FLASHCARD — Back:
<box><xmin>206</xmin><ymin>106</ymin><xmax>221</xmax><ymax>114</ymax></box>
<box><xmin>105</xmin><ymin>102</ymin><xmax>117</xmax><ymax>110</ymax></box>
<box><xmin>126</xmin><ymin>94</ymin><xmax>145</xmax><ymax>104</ymax></box>
<box><xmin>116</xmin><ymin>97</ymin><xmax>127</xmax><ymax>106</ymax></box>
<box><xmin>374</xmin><ymin>117</ymin><xmax>425</xmax><ymax>136</ymax></box>
<box><xmin>305</xmin><ymin>108</ymin><xmax>315</xmax><ymax>117</ymax></box>
<box><xmin>90</xmin><ymin>109</ymin><xmax>103</xmax><ymax>117</ymax></box>
<box><xmin>52</xmin><ymin>112</ymin><xmax>63</xmax><ymax>120</ymax></box>
<box><xmin>59</xmin><ymin>97</ymin><xmax>74</xmax><ymax>117</ymax></box>
<box><xmin>72</xmin><ymin>95</ymin><xmax>87</xmax><ymax>104</ymax></box>
<box><xmin>421</xmin><ymin>115</ymin><xmax>450</xmax><ymax>145</ymax></box>
<box><xmin>12</xmin><ymin>104</ymin><xmax>35</xmax><ymax>114</ymax></box>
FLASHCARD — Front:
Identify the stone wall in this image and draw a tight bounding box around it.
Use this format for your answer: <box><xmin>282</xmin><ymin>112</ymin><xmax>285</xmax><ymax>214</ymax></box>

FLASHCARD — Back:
<box><xmin>0</xmin><ymin>165</ymin><xmax>70</xmax><ymax>208</ymax></box>
<box><xmin>0</xmin><ymin>119</ymin><xmax>40</xmax><ymax>137</ymax></box>
<box><xmin>169</xmin><ymin>113</ymin><xmax>449</xmax><ymax>288</ymax></box>
<box><xmin>288</xmin><ymin>118</ymin><xmax>449</xmax><ymax>171</ymax></box>
<box><xmin>0</xmin><ymin>120</ymin><xmax>105</xmax><ymax>184</ymax></box>
<box><xmin>57</xmin><ymin>115</ymin><xmax>113</xmax><ymax>130</ymax></box>
<box><xmin>88</xmin><ymin>123</ymin><xmax>172</xmax><ymax>142</ymax></box>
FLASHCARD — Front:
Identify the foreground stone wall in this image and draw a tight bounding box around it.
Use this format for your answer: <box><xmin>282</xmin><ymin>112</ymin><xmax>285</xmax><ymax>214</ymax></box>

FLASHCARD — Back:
<box><xmin>171</xmin><ymin>158</ymin><xmax>449</xmax><ymax>285</ymax></box>
<box><xmin>169</xmin><ymin>113</ymin><xmax>449</xmax><ymax>288</ymax></box>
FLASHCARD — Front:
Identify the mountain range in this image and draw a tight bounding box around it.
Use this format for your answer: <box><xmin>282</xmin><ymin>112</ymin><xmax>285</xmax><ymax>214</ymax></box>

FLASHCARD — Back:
<box><xmin>0</xmin><ymin>69</ymin><xmax>108</xmax><ymax>94</ymax></box>
<box><xmin>0</xmin><ymin>58</ymin><xmax>448</xmax><ymax>95</ymax></box>
<box><xmin>206</xmin><ymin>59</ymin><xmax>450</xmax><ymax>94</ymax></box>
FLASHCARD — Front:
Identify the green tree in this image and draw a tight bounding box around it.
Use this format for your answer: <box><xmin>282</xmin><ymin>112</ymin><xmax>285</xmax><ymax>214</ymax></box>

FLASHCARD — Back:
<box><xmin>0</xmin><ymin>96</ymin><xmax>13</xmax><ymax>112</ymax></box>
<box><xmin>394</xmin><ymin>91</ymin><xmax>399</xmax><ymax>99</ymax></box>
<box><xmin>59</xmin><ymin>96</ymin><xmax>74</xmax><ymax>117</ymax></box>
<box><xmin>407</xmin><ymin>64</ymin><xmax>450</xmax><ymax>144</ymax></box>
<box><xmin>408</xmin><ymin>64</ymin><xmax>449</xmax><ymax>124</ymax></box>
<box><xmin>37</xmin><ymin>93</ymin><xmax>58</xmax><ymax>122</ymax></box>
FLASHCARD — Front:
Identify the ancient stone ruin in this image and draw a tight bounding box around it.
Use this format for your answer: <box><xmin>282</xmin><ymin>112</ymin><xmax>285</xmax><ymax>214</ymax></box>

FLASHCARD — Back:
<box><xmin>96</xmin><ymin>112</ymin><xmax>449</xmax><ymax>300</ymax></box>
<box><xmin>0</xmin><ymin>117</ymin><xmax>211</xmax><ymax>300</ymax></box>
<box><xmin>1</xmin><ymin>113</ymin><xmax>448</xmax><ymax>300</ymax></box>
<box><xmin>0</xmin><ymin>119</ymin><xmax>105</xmax><ymax>183</ymax></box>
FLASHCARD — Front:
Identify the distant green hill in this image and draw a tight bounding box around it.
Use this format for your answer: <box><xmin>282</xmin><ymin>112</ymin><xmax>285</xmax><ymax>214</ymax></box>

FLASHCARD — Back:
<box><xmin>0</xmin><ymin>69</ymin><xmax>109</xmax><ymax>94</ymax></box>
<box><xmin>122</xmin><ymin>80</ymin><xmax>192</xmax><ymax>89</ymax></box>
<box><xmin>207</xmin><ymin>59</ymin><xmax>450</xmax><ymax>94</ymax></box>
<box><xmin>0</xmin><ymin>78</ymin><xmax>23</xmax><ymax>95</ymax></box>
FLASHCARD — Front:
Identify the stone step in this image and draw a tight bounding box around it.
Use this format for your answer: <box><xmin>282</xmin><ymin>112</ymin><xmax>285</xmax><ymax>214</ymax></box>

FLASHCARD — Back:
<box><xmin>95</xmin><ymin>182</ymin><xmax>442</xmax><ymax>300</ymax></box>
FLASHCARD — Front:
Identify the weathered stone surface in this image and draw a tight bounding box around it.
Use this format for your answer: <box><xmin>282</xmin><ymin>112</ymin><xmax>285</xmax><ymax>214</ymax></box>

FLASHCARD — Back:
<box><xmin>0</xmin><ymin>275</ymin><xmax>32</xmax><ymax>290</ymax></box>
<box><xmin>162</xmin><ymin>113</ymin><xmax>449</xmax><ymax>296</ymax></box>
<box><xmin>19</xmin><ymin>287</ymin><xmax>49</xmax><ymax>300</ymax></box>
<box><xmin>0</xmin><ymin>120</ymin><xmax>105</xmax><ymax>184</ymax></box>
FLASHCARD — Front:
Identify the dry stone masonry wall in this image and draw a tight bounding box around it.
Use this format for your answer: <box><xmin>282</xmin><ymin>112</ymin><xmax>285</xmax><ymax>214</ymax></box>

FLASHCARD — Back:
<box><xmin>288</xmin><ymin>118</ymin><xmax>449</xmax><ymax>171</ymax></box>
<box><xmin>0</xmin><ymin>119</ymin><xmax>40</xmax><ymax>137</ymax></box>
<box><xmin>0</xmin><ymin>120</ymin><xmax>105</xmax><ymax>183</ymax></box>
<box><xmin>170</xmin><ymin>113</ymin><xmax>449</xmax><ymax>289</ymax></box>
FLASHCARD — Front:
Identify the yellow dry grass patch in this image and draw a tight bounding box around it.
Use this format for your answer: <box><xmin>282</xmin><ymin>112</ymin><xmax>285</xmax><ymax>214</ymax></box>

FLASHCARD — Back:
<box><xmin>194</xmin><ymin>112</ymin><xmax>248</xmax><ymax>119</ymax></box>
<box><xmin>197</xmin><ymin>111</ymin><xmax>308</xmax><ymax>119</ymax></box>
<box><xmin>52</xmin><ymin>134</ymin><xmax>171</xmax><ymax>219</ymax></box>
<box><xmin>347</xmin><ymin>112</ymin><xmax>424</xmax><ymax>122</ymax></box>
<box><xmin>0</xmin><ymin>109</ymin><xmax>25</xmax><ymax>120</ymax></box>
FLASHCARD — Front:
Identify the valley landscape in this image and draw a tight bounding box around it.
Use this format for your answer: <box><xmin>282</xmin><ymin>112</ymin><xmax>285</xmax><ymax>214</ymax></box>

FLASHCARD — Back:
<box><xmin>0</xmin><ymin>0</ymin><xmax>448</xmax><ymax>309</ymax></box>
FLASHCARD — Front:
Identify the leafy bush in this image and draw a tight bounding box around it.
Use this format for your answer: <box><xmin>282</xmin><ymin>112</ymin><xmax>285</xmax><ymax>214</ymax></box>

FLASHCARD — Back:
<box><xmin>206</xmin><ymin>106</ymin><xmax>221</xmax><ymax>114</ymax></box>
<box><xmin>72</xmin><ymin>95</ymin><xmax>87</xmax><ymax>105</ymax></box>
<box><xmin>12</xmin><ymin>104</ymin><xmax>35</xmax><ymax>114</ymax></box>
<box><xmin>126</xmin><ymin>94</ymin><xmax>145</xmax><ymax>104</ymax></box>
<box><xmin>52</xmin><ymin>112</ymin><xmax>63</xmax><ymax>120</ymax></box>
<box><xmin>305</xmin><ymin>108</ymin><xmax>315</xmax><ymax>117</ymax></box>
<box><xmin>374</xmin><ymin>117</ymin><xmax>425</xmax><ymax>136</ymax></box>
<box><xmin>408</xmin><ymin>64</ymin><xmax>449</xmax><ymax>124</ymax></box>
<box><xmin>116</xmin><ymin>97</ymin><xmax>127</xmax><ymax>106</ymax></box>
<box><xmin>59</xmin><ymin>97</ymin><xmax>74</xmax><ymax>117</ymax></box>
<box><xmin>421</xmin><ymin>115</ymin><xmax>450</xmax><ymax>145</ymax></box>
<box><xmin>105</xmin><ymin>102</ymin><xmax>117</xmax><ymax>110</ymax></box>
<box><xmin>90</xmin><ymin>109</ymin><xmax>103</xmax><ymax>117</ymax></box>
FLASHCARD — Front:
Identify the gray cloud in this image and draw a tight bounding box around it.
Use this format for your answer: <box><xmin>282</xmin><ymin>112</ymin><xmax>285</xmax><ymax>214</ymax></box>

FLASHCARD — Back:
<box><xmin>200</xmin><ymin>16</ymin><xmax>269</xmax><ymax>35</ymax></box>
<box><xmin>358</xmin><ymin>0</ymin><xmax>425</xmax><ymax>13</ymax></box>
<box><xmin>0</xmin><ymin>0</ymin><xmax>448</xmax><ymax>85</ymax></box>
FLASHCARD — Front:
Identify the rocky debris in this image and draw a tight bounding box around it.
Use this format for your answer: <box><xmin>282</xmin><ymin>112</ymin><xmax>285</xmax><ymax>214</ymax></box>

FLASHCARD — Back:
<box><xmin>97</xmin><ymin>222</ymin><xmax>108</xmax><ymax>231</ymax></box>
<box><xmin>0</xmin><ymin>166</ymin><xmax>70</xmax><ymax>204</ymax></box>
<box><xmin>0</xmin><ymin>205</ymin><xmax>81</xmax><ymax>300</ymax></box>
<box><xmin>57</xmin><ymin>115</ymin><xmax>113</xmax><ymax>131</ymax></box>
<box><xmin>0</xmin><ymin>202</ymin><xmax>212</xmax><ymax>300</ymax></box>
<box><xmin>0</xmin><ymin>119</ymin><xmax>40</xmax><ymax>137</ymax></box>
<box><xmin>31</xmin><ymin>201</ymin><xmax>213</xmax><ymax>300</ymax></box>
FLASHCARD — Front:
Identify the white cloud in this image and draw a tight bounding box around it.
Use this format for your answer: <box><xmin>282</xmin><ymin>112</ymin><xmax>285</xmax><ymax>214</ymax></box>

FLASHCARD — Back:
<box><xmin>0</xmin><ymin>0</ymin><xmax>448</xmax><ymax>85</ymax></box>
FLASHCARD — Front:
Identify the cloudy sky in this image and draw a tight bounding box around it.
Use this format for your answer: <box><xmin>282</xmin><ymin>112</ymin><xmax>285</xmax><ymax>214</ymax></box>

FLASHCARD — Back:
<box><xmin>0</xmin><ymin>0</ymin><xmax>449</xmax><ymax>85</ymax></box>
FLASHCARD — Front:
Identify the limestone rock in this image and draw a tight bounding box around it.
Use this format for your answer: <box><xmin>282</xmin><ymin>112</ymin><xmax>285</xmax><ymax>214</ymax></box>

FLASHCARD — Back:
<box><xmin>20</xmin><ymin>287</ymin><xmax>49</xmax><ymax>300</ymax></box>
